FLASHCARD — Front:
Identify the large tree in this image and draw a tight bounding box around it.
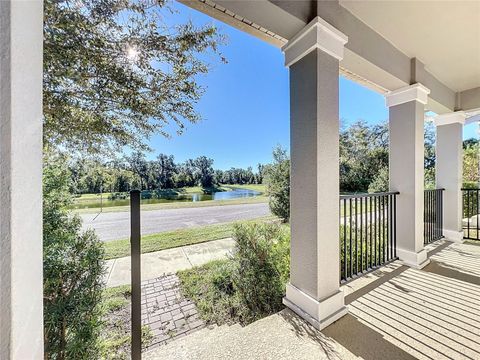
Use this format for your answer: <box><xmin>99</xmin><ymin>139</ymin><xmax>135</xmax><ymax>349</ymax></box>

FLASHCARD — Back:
<box><xmin>44</xmin><ymin>0</ymin><xmax>224</xmax><ymax>154</ymax></box>
<box><xmin>340</xmin><ymin>120</ymin><xmax>389</xmax><ymax>192</ymax></box>
<box><xmin>194</xmin><ymin>156</ymin><xmax>215</xmax><ymax>188</ymax></box>
<box><xmin>155</xmin><ymin>153</ymin><xmax>177</xmax><ymax>189</ymax></box>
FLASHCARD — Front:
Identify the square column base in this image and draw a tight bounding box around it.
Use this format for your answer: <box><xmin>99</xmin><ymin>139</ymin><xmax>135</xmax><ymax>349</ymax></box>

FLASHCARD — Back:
<box><xmin>443</xmin><ymin>229</ymin><xmax>464</xmax><ymax>243</ymax></box>
<box><xmin>397</xmin><ymin>248</ymin><xmax>430</xmax><ymax>269</ymax></box>
<box><xmin>283</xmin><ymin>283</ymin><xmax>347</xmax><ymax>330</ymax></box>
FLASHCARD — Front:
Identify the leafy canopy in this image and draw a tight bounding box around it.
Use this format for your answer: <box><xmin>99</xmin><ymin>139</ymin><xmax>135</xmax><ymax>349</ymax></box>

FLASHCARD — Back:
<box><xmin>44</xmin><ymin>0</ymin><xmax>224</xmax><ymax>154</ymax></box>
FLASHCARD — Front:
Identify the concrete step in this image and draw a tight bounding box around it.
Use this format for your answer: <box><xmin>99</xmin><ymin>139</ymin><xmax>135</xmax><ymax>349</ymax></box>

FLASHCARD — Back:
<box><xmin>144</xmin><ymin>310</ymin><xmax>356</xmax><ymax>360</ymax></box>
<box><xmin>144</xmin><ymin>323</ymin><xmax>238</xmax><ymax>360</ymax></box>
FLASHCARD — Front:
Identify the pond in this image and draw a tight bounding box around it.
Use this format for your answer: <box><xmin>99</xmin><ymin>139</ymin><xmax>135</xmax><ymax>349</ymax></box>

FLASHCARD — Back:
<box><xmin>71</xmin><ymin>188</ymin><xmax>262</xmax><ymax>210</ymax></box>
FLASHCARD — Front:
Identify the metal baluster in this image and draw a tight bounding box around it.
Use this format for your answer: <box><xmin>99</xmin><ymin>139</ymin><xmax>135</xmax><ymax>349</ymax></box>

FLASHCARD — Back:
<box><xmin>353</xmin><ymin>198</ymin><xmax>358</xmax><ymax>275</ymax></box>
<box><xmin>365</xmin><ymin>196</ymin><xmax>369</xmax><ymax>269</ymax></box>
<box><xmin>349</xmin><ymin>198</ymin><xmax>352</xmax><ymax>278</ymax></box>
<box><xmin>343</xmin><ymin>198</ymin><xmax>347</xmax><ymax>280</ymax></box>
<box><xmin>369</xmin><ymin>196</ymin><xmax>373</xmax><ymax>268</ymax></box>
<box><xmin>467</xmin><ymin>190</ymin><xmax>471</xmax><ymax>239</ymax></box>
<box><xmin>374</xmin><ymin>196</ymin><xmax>377</xmax><ymax>267</ymax></box>
<box><xmin>475</xmin><ymin>190</ymin><xmax>480</xmax><ymax>240</ymax></box>
<box><xmin>394</xmin><ymin>194</ymin><xmax>397</xmax><ymax>257</ymax></box>
<box><xmin>360</xmin><ymin>196</ymin><xmax>363</xmax><ymax>272</ymax></box>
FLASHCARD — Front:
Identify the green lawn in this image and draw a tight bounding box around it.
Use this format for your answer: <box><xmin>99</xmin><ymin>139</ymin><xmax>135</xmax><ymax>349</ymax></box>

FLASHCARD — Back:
<box><xmin>103</xmin><ymin>215</ymin><xmax>277</xmax><ymax>260</ymax></box>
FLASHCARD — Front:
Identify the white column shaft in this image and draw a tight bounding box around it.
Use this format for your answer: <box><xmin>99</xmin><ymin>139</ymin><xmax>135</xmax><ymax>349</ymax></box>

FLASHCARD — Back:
<box><xmin>0</xmin><ymin>0</ymin><xmax>44</xmax><ymax>357</ymax></box>
<box><xmin>388</xmin><ymin>94</ymin><xmax>429</xmax><ymax>268</ymax></box>
<box><xmin>436</xmin><ymin>122</ymin><xmax>464</xmax><ymax>242</ymax></box>
<box><xmin>283</xmin><ymin>16</ymin><xmax>348</xmax><ymax>328</ymax></box>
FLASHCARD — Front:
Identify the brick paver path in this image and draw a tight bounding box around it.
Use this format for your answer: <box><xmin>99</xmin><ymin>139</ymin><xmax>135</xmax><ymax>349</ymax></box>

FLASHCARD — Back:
<box><xmin>141</xmin><ymin>274</ymin><xmax>206</xmax><ymax>351</ymax></box>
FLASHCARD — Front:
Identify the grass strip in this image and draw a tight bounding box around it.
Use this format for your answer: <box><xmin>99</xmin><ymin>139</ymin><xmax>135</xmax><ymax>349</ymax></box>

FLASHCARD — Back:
<box><xmin>103</xmin><ymin>216</ymin><xmax>276</xmax><ymax>260</ymax></box>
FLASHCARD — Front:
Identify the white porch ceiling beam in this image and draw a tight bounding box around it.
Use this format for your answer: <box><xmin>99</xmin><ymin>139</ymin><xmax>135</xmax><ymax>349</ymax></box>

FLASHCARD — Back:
<box><xmin>458</xmin><ymin>87</ymin><xmax>480</xmax><ymax>112</ymax></box>
<box><xmin>465</xmin><ymin>114</ymin><xmax>480</xmax><ymax>125</ymax></box>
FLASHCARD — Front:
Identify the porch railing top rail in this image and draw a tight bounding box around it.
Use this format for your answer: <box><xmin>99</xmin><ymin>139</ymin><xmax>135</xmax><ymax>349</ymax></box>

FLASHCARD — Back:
<box><xmin>340</xmin><ymin>191</ymin><xmax>400</xmax><ymax>200</ymax></box>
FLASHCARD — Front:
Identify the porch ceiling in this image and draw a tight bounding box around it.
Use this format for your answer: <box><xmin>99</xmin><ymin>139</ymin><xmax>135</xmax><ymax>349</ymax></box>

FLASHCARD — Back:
<box><xmin>180</xmin><ymin>0</ymin><xmax>480</xmax><ymax>113</ymax></box>
<box><xmin>340</xmin><ymin>0</ymin><xmax>480</xmax><ymax>93</ymax></box>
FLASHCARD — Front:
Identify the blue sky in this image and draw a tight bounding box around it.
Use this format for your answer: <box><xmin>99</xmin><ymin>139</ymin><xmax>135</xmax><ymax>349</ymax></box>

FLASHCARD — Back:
<box><xmin>148</xmin><ymin>1</ymin><xmax>477</xmax><ymax>170</ymax></box>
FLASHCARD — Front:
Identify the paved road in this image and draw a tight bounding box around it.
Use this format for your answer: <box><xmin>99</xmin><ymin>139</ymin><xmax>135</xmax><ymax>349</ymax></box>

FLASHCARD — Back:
<box><xmin>81</xmin><ymin>202</ymin><xmax>270</xmax><ymax>242</ymax></box>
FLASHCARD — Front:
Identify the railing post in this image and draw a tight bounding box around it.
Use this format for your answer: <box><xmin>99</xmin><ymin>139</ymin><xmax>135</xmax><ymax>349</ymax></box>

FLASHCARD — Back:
<box><xmin>130</xmin><ymin>190</ymin><xmax>142</xmax><ymax>360</ymax></box>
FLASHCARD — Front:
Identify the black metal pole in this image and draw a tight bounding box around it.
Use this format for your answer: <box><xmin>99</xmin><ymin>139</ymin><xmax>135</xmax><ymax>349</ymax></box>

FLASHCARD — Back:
<box><xmin>130</xmin><ymin>190</ymin><xmax>142</xmax><ymax>360</ymax></box>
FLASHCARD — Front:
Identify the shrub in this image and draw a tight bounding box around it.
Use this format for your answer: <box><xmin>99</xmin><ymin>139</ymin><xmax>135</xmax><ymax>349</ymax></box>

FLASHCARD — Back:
<box><xmin>43</xmin><ymin>154</ymin><xmax>105</xmax><ymax>360</ymax></box>
<box><xmin>463</xmin><ymin>182</ymin><xmax>479</xmax><ymax>190</ymax></box>
<box><xmin>232</xmin><ymin>222</ymin><xmax>290</xmax><ymax>320</ymax></box>
<box><xmin>264</xmin><ymin>146</ymin><xmax>290</xmax><ymax>222</ymax></box>
<box><xmin>178</xmin><ymin>222</ymin><xmax>290</xmax><ymax>325</ymax></box>
<box><xmin>109</xmin><ymin>192</ymin><xmax>128</xmax><ymax>200</ymax></box>
<box><xmin>178</xmin><ymin>260</ymin><xmax>246</xmax><ymax>325</ymax></box>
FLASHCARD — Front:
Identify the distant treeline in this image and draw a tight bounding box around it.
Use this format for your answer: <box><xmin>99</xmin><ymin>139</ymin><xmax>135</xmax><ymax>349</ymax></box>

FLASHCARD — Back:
<box><xmin>68</xmin><ymin>151</ymin><xmax>266</xmax><ymax>194</ymax></box>
<box><xmin>68</xmin><ymin>121</ymin><xmax>478</xmax><ymax>195</ymax></box>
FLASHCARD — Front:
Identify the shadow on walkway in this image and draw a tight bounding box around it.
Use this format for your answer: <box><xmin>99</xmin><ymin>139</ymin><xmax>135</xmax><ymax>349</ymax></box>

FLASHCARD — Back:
<box><xmin>323</xmin><ymin>314</ymin><xmax>417</xmax><ymax>360</ymax></box>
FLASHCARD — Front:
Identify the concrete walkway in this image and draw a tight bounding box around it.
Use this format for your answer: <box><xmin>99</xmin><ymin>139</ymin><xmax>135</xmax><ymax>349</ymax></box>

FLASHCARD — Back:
<box><xmin>146</xmin><ymin>240</ymin><xmax>480</xmax><ymax>360</ymax></box>
<box><xmin>105</xmin><ymin>238</ymin><xmax>235</xmax><ymax>287</ymax></box>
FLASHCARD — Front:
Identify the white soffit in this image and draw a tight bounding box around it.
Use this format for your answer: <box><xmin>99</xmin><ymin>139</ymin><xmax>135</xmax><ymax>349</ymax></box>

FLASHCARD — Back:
<box><xmin>340</xmin><ymin>0</ymin><xmax>480</xmax><ymax>92</ymax></box>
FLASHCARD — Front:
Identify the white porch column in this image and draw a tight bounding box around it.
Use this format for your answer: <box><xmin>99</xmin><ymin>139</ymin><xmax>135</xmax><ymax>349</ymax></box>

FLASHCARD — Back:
<box><xmin>434</xmin><ymin>112</ymin><xmax>466</xmax><ymax>242</ymax></box>
<box><xmin>282</xmin><ymin>17</ymin><xmax>348</xmax><ymax>330</ymax></box>
<box><xmin>0</xmin><ymin>0</ymin><xmax>44</xmax><ymax>358</ymax></box>
<box><xmin>386</xmin><ymin>84</ymin><xmax>430</xmax><ymax>269</ymax></box>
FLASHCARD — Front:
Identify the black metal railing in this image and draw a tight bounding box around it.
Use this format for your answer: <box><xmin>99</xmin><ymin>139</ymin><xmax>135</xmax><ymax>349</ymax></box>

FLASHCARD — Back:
<box><xmin>339</xmin><ymin>192</ymin><xmax>399</xmax><ymax>283</ymax></box>
<box><xmin>423</xmin><ymin>189</ymin><xmax>444</xmax><ymax>244</ymax></box>
<box><xmin>463</xmin><ymin>188</ymin><xmax>479</xmax><ymax>240</ymax></box>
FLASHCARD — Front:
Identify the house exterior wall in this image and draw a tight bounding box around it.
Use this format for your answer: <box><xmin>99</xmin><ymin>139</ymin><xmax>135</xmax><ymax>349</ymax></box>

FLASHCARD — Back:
<box><xmin>0</xmin><ymin>0</ymin><xmax>44</xmax><ymax>358</ymax></box>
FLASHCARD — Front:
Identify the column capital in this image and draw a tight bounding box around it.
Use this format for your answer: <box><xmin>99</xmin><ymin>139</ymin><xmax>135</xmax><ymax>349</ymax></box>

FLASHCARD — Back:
<box><xmin>385</xmin><ymin>83</ymin><xmax>430</xmax><ymax>108</ymax></box>
<box><xmin>282</xmin><ymin>16</ymin><xmax>348</xmax><ymax>67</ymax></box>
<box><xmin>433</xmin><ymin>111</ymin><xmax>466</xmax><ymax>126</ymax></box>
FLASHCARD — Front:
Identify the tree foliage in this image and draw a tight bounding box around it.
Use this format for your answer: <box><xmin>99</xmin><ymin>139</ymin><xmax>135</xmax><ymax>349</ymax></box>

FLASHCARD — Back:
<box><xmin>340</xmin><ymin>121</ymin><xmax>389</xmax><ymax>192</ymax></box>
<box><xmin>463</xmin><ymin>138</ymin><xmax>479</xmax><ymax>187</ymax></box>
<box><xmin>44</xmin><ymin>0</ymin><xmax>224</xmax><ymax>154</ymax></box>
<box><xmin>424</xmin><ymin>122</ymin><xmax>436</xmax><ymax>189</ymax></box>
<box><xmin>43</xmin><ymin>154</ymin><xmax>105</xmax><ymax>359</ymax></box>
<box><xmin>368</xmin><ymin>167</ymin><xmax>389</xmax><ymax>193</ymax></box>
<box><xmin>68</xmin><ymin>152</ymin><xmax>263</xmax><ymax>193</ymax></box>
<box><xmin>264</xmin><ymin>146</ymin><xmax>290</xmax><ymax>222</ymax></box>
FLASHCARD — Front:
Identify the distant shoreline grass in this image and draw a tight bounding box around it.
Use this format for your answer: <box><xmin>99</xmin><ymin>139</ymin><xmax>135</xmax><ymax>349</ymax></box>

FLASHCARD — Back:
<box><xmin>74</xmin><ymin>184</ymin><xmax>267</xmax><ymax>214</ymax></box>
<box><xmin>103</xmin><ymin>215</ymin><xmax>277</xmax><ymax>260</ymax></box>
<box><xmin>76</xmin><ymin>195</ymin><xmax>268</xmax><ymax>214</ymax></box>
